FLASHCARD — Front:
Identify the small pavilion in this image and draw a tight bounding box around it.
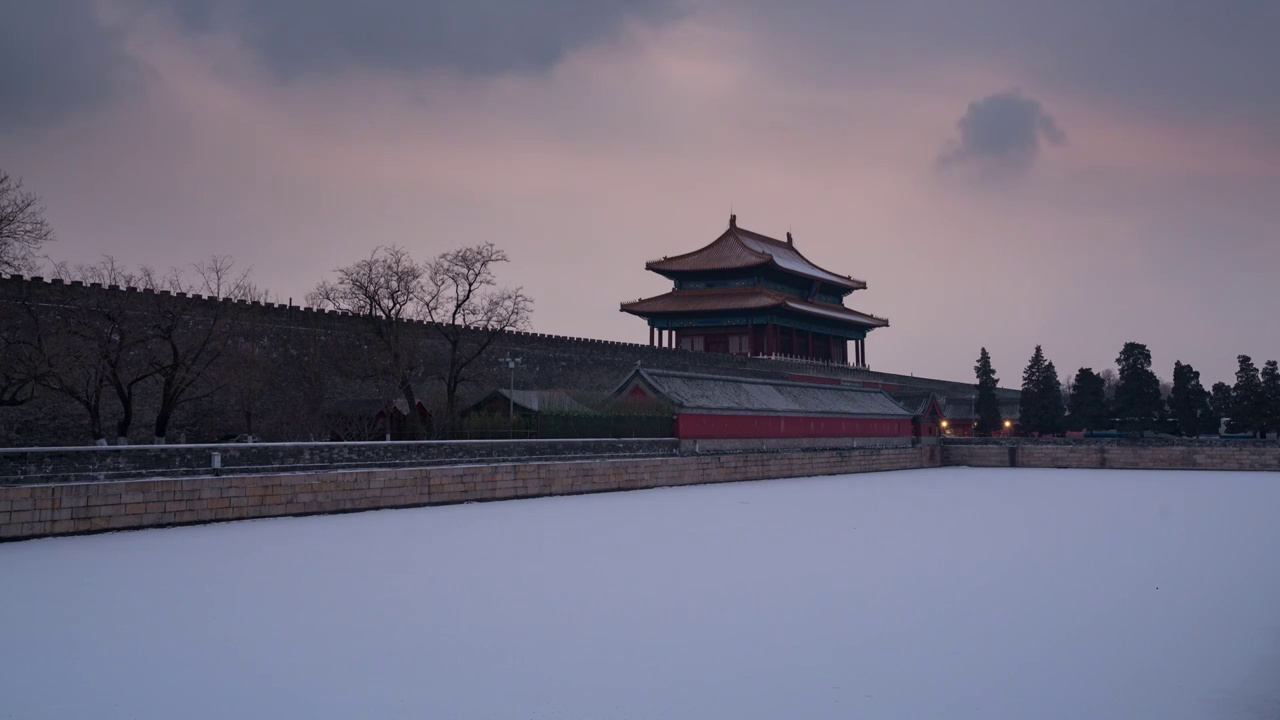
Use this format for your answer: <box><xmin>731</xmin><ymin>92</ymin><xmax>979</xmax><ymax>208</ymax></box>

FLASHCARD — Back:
<box><xmin>620</xmin><ymin>216</ymin><xmax>888</xmax><ymax>367</ymax></box>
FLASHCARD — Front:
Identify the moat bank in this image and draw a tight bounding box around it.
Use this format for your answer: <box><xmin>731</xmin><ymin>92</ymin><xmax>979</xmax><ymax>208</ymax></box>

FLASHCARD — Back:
<box><xmin>0</xmin><ymin>445</ymin><xmax>937</xmax><ymax>540</ymax></box>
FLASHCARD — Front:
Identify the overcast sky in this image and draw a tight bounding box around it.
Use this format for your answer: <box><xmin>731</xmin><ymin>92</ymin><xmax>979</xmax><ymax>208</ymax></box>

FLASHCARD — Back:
<box><xmin>3</xmin><ymin>0</ymin><xmax>1277</xmax><ymax>385</ymax></box>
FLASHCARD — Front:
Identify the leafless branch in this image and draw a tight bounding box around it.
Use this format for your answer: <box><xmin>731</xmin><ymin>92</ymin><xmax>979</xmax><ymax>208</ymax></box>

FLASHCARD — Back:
<box><xmin>0</xmin><ymin>171</ymin><xmax>55</xmax><ymax>275</ymax></box>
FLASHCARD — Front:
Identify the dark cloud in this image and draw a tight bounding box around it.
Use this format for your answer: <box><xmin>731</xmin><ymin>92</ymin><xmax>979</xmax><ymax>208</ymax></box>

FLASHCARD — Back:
<box><xmin>162</xmin><ymin>0</ymin><xmax>682</xmax><ymax>78</ymax></box>
<box><xmin>0</xmin><ymin>0</ymin><xmax>679</xmax><ymax>126</ymax></box>
<box><xmin>938</xmin><ymin>90</ymin><xmax>1065</xmax><ymax>176</ymax></box>
<box><xmin>738</xmin><ymin>0</ymin><xmax>1280</xmax><ymax>133</ymax></box>
<box><xmin>0</xmin><ymin>0</ymin><xmax>144</xmax><ymax>128</ymax></box>
<box><xmin>6</xmin><ymin>0</ymin><xmax>1279</xmax><ymax>139</ymax></box>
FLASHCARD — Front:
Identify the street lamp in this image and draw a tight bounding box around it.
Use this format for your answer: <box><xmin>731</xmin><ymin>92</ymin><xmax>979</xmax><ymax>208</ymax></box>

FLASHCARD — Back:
<box><xmin>498</xmin><ymin>355</ymin><xmax>523</xmax><ymax>419</ymax></box>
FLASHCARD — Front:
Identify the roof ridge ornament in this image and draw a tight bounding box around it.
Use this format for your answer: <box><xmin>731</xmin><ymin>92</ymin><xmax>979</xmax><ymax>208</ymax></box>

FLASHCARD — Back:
<box><xmin>786</xmin><ymin>231</ymin><xmax>794</xmax><ymax>246</ymax></box>
<box><xmin>729</xmin><ymin>213</ymin><xmax>737</xmax><ymax>229</ymax></box>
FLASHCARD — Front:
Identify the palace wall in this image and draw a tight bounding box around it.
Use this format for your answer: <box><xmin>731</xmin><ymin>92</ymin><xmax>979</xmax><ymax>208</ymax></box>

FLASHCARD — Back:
<box><xmin>0</xmin><ymin>274</ymin><xmax>1013</xmax><ymax>447</ymax></box>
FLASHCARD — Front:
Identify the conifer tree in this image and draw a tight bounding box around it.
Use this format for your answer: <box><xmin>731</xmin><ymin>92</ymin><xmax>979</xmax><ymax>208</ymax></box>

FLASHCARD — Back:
<box><xmin>974</xmin><ymin>347</ymin><xmax>1002</xmax><ymax>437</ymax></box>
<box><xmin>1067</xmin><ymin>368</ymin><xmax>1109</xmax><ymax>431</ymax></box>
<box><xmin>1230</xmin><ymin>355</ymin><xmax>1266</xmax><ymax>436</ymax></box>
<box><xmin>1113</xmin><ymin>342</ymin><xmax>1163</xmax><ymax>430</ymax></box>
<box><xmin>1261</xmin><ymin>360</ymin><xmax>1280</xmax><ymax>436</ymax></box>
<box><xmin>1039</xmin><ymin>360</ymin><xmax>1066</xmax><ymax>435</ymax></box>
<box><xmin>1209</xmin><ymin>382</ymin><xmax>1233</xmax><ymax>434</ymax></box>
<box><xmin>1167</xmin><ymin>361</ymin><xmax>1211</xmax><ymax>437</ymax></box>
<box><xmin>1019</xmin><ymin>345</ymin><xmax>1047</xmax><ymax>434</ymax></box>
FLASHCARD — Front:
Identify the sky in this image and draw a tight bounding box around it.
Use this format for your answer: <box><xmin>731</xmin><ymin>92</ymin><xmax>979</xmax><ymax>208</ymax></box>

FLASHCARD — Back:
<box><xmin>2</xmin><ymin>0</ymin><xmax>1277</xmax><ymax>386</ymax></box>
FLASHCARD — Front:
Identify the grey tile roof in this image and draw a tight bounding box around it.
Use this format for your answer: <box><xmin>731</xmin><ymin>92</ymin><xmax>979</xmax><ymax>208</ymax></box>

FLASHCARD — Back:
<box><xmin>616</xmin><ymin>368</ymin><xmax>912</xmax><ymax>418</ymax></box>
<box><xmin>889</xmin><ymin>391</ymin><xmax>940</xmax><ymax>417</ymax></box>
<box><xmin>934</xmin><ymin>395</ymin><xmax>1020</xmax><ymax>421</ymax></box>
<box><xmin>493</xmin><ymin>389</ymin><xmax>595</xmax><ymax>414</ymax></box>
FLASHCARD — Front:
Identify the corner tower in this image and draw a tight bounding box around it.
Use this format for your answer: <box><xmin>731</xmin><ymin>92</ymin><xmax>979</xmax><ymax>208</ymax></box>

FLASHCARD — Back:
<box><xmin>620</xmin><ymin>215</ymin><xmax>888</xmax><ymax>367</ymax></box>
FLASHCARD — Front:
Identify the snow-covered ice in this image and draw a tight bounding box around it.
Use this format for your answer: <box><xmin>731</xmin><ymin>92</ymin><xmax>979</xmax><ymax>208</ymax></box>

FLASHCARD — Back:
<box><xmin>3</xmin><ymin>467</ymin><xmax>1280</xmax><ymax>719</ymax></box>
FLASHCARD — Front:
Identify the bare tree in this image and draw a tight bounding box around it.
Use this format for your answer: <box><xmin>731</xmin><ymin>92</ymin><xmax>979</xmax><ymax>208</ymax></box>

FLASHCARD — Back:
<box><xmin>48</xmin><ymin>258</ymin><xmax>159</xmax><ymax>444</ymax></box>
<box><xmin>146</xmin><ymin>256</ymin><xmax>263</xmax><ymax>443</ymax></box>
<box><xmin>0</xmin><ymin>171</ymin><xmax>54</xmax><ymax>275</ymax></box>
<box><xmin>421</xmin><ymin>242</ymin><xmax>532</xmax><ymax>428</ymax></box>
<box><xmin>37</xmin><ymin>314</ymin><xmax>113</xmax><ymax>445</ymax></box>
<box><xmin>1099</xmin><ymin>368</ymin><xmax>1119</xmax><ymax>402</ymax></box>
<box><xmin>0</xmin><ymin>301</ymin><xmax>46</xmax><ymax>407</ymax></box>
<box><xmin>308</xmin><ymin>246</ymin><xmax>430</xmax><ymax>438</ymax></box>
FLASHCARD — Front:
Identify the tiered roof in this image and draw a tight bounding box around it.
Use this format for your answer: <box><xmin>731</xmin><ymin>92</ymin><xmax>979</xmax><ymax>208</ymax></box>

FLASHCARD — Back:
<box><xmin>646</xmin><ymin>216</ymin><xmax>866</xmax><ymax>292</ymax></box>
<box><xmin>620</xmin><ymin>287</ymin><xmax>888</xmax><ymax>328</ymax></box>
<box><xmin>623</xmin><ymin>217</ymin><xmax>886</xmax><ymax>329</ymax></box>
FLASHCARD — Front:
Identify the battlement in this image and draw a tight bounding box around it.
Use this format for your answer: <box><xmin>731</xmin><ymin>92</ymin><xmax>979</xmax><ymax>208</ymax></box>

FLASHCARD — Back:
<box><xmin>0</xmin><ymin>272</ymin><xmax>1011</xmax><ymax>407</ymax></box>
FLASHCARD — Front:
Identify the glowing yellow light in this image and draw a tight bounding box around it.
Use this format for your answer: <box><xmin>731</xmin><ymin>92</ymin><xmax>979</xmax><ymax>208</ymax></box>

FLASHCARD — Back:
<box><xmin>1004</xmin><ymin>420</ymin><xmax>1012</xmax><ymax>428</ymax></box>
<box><xmin>940</xmin><ymin>420</ymin><xmax>949</xmax><ymax>428</ymax></box>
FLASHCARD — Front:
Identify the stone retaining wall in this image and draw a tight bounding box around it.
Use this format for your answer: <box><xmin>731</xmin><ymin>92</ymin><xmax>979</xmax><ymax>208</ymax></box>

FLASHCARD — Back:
<box><xmin>943</xmin><ymin>443</ymin><xmax>1280</xmax><ymax>471</ymax></box>
<box><xmin>0</xmin><ymin>446</ymin><xmax>939</xmax><ymax>541</ymax></box>
<box><xmin>943</xmin><ymin>437</ymin><xmax>1280</xmax><ymax>448</ymax></box>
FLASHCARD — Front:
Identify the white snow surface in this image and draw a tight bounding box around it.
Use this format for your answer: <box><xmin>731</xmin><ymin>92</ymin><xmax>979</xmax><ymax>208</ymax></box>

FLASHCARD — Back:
<box><xmin>3</xmin><ymin>467</ymin><xmax>1280</xmax><ymax>719</ymax></box>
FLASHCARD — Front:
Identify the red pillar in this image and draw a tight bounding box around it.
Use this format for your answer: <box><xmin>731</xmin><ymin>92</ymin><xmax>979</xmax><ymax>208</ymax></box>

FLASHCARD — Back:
<box><xmin>807</xmin><ymin>330</ymin><xmax>813</xmax><ymax>360</ymax></box>
<box><xmin>747</xmin><ymin>321</ymin><xmax>754</xmax><ymax>356</ymax></box>
<box><xmin>790</xmin><ymin>327</ymin><xmax>797</xmax><ymax>357</ymax></box>
<box><xmin>649</xmin><ymin>326</ymin><xmax>654</xmax><ymax>346</ymax></box>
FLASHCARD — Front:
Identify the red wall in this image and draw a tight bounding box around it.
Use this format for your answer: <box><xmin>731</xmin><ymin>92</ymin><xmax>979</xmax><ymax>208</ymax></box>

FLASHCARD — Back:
<box><xmin>674</xmin><ymin>413</ymin><xmax>912</xmax><ymax>440</ymax></box>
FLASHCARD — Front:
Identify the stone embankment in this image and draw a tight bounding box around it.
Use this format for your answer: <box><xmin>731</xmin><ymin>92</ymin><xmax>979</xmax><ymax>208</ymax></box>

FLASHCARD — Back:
<box><xmin>0</xmin><ymin>445</ymin><xmax>938</xmax><ymax>541</ymax></box>
<box><xmin>5</xmin><ymin>437</ymin><xmax>1278</xmax><ymax>542</ymax></box>
<box><xmin>942</xmin><ymin>438</ymin><xmax>1280</xmax><ymax>471</ymax></box>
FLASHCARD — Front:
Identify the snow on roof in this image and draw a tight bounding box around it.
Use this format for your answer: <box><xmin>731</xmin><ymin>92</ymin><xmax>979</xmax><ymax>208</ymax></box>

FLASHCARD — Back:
<box><xmin>735</xmin><ymin>229</ymin><xmax>862</xmax><ymax>290</ymax></box>
<box><xmin>782</xmin><ymin>300</ymin><xmax>889</xmax><ymax>327</ymax></box>
<box><xmin>489</xmin><ymin>389</ymin><xmax>596</xmax><ymax>414</ymax></box>
<box><xmin>618</xmin><ymin>368</ymin><xmax>912</xmax><ymax>417</ymax></box>
<box><xmin>645</xmin><ymin>219</ymin><xmax>867</xmax><ymax>292</ymax></box>
<box><xmin>889</xmin><ymin>391</ymin><xmax>942</xmax><ymax>417</ymax></box>
<box><xmin>620</xmin><ymin>288</ymin><xmax>888</xmax><ymax>329</ymax></box>
<box><xmin>936</xmin><ymin>396</ymin><xmax>1021</xmax><ymax>421</ymax></box>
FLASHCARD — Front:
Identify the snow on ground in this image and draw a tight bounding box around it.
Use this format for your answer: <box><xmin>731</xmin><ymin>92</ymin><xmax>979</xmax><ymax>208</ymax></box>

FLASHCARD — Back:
<box><xmin>3</xmin><ymin>467</ymin><xmax>1280</xmax><ymax>719</ymax></box>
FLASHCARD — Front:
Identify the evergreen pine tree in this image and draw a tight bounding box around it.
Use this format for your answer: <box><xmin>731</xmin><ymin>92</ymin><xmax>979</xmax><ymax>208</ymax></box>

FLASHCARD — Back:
<box><xmin>1261</xmin><ymin>360</ymin><xmax>1280</xmax><ymax>436</ymax></box>
<box><xmin>1230</xmin><ymin>355</ymin><xmax>1266</xmax><ymax>436</ymax></box>
<box><xmin>1168</xmin><ymin>361</ymin><xmax>1211</xmax><ymax>437</ymax></box>
<box><xmin>1038</xmin><ymin>360</ymin><xmax>1066</xmax><ymax>435</ymax></box>
<box><xmin>1019</xmin><ymin>346</ymin><xmax>1047</xmax><ymax>434</ymax></box>
<box><xmin>974</xmin><ymin>347</ymin><xmax>1002</xmax><ymax>437</ymax></box>
<box><xmin>1067</xmin><ymin>368</ymin><xmax>1109</xmax><ymax>431</ymax></box>
<box><xmin>1113</xmin><ymin>342</ymin><xmax>1163</xmax><ymax>430</ymax></box>
<box><xmin>1208</xmin><ymin>382</ymin><xmax>1234</xmax><ymax>435</ymax></box>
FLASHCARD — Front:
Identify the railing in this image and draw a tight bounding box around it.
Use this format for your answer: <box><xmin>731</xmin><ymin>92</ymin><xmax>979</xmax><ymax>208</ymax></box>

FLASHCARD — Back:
<box><xmin>755</xmin><ymin>353</ymin><xmax>869</xmax><ymax>371</ymax></box>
